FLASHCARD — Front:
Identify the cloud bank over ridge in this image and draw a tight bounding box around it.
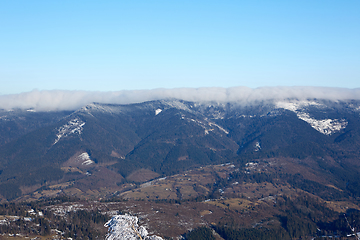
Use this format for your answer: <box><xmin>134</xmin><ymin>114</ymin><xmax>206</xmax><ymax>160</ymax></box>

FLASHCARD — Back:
<box><xmin>1</xmin><ymin>87</ymin><xmax>360</xmax><ymax>111</ymax></box>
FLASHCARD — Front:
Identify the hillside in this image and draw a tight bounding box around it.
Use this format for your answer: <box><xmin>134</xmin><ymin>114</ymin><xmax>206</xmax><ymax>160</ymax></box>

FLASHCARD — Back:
<box><xmin>1</xmin><ymin>98</ymin><xmax>360</xmax><ymax>239</ymax></box>
<box><xmin>0</xmin><ymin>99</ymin><xmax>360</xmax><ymax>201</ymax></box>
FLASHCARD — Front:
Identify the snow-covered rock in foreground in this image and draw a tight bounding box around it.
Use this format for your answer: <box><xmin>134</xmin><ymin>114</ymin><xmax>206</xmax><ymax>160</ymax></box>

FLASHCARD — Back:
<box><xmin>104</xmin><ymin>214</ymin><xmax>163</xmax><ymax>240</ymax></box>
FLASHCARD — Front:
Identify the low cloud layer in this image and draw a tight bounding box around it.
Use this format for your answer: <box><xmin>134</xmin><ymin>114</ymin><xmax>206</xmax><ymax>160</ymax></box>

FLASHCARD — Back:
<box><xmin>1</xmin><ymin>87</ymin><xmax>360</xmax><ymax>111</ymax></box>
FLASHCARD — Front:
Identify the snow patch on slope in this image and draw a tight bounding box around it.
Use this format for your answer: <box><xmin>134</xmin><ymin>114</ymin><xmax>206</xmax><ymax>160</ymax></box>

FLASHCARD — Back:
<box><xmin>208</xmin><ymin>121</ymin><xmax>229</xmax><ymax>134</ymax></box>
<box><xmin>296</xmin><ymin>112</ymin><xmax>347</xmax><ymax>135</ymax></box>
<box><xmin>78</xmin><ymin>152</ymin><xmax>94</xmax><ymax>165</ymax></box>
<box><xmin>54</xmin><ymin>118</ymin><xmax>85</xmax><ymax>144</ymax></box>
<box><xmin>276</xmin><ymin>101</ymin><xmax>347</xmax><ymax>135</ymax></box>
<box><xmin>185</xmin><ymin>117</ymin><xmax>229</xmax><ymax>135</ymax></box>
<box><xmin>161</xmin><ymin>99</ymin><xmax>192</xmax><ymax>112</ymax></box>
<box><xmin>254</xmin><ymin>142</ymin><xmax>261</xmax><ymax>151</ymax></box>
<box><xmin>50</xmin><ymin>203</ymin><xmax>86</xmax><ymax>216</ymax></box>
<box><xmin>276</xmin><ymin>100</ymin><xmax>321</xmax><ymax>111</ymax></box>
<box><xmin>104</xmin><ymin>214</ymin><xmax>163</xmax><ymax>240</ymax></box>
<box><xmin>155</xmin><ymin>109</ymin><xmax>162</xmax><ymax>115</ymax></box>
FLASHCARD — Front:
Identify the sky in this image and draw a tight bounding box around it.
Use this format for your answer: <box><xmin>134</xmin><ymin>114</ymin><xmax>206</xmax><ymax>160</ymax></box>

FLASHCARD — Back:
<box><xmin>0</xmin><ymin>0</ymin><xmax>359</xmax><ymax>95</ymax></box>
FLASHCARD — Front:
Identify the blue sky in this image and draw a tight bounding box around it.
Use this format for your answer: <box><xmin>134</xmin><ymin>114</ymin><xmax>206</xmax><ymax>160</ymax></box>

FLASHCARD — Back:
<box><xmin>1</xmin><ymin>1</ymin><xmax>359</xmax><ymax>95</ymax></box>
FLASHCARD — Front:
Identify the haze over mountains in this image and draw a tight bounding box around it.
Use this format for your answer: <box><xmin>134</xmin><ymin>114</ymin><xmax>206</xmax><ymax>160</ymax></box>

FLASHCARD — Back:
<box><xmin>1</xmin><ymin>87</ymin><xmax>360</xmax><ymax>111</ymax></box>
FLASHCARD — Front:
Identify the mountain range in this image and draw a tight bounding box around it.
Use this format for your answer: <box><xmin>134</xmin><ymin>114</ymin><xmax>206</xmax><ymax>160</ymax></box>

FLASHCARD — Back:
<box><xmin>0</xmin><ymin>98</ymin><xmax>360</xmax><ymax>202</ymax></box>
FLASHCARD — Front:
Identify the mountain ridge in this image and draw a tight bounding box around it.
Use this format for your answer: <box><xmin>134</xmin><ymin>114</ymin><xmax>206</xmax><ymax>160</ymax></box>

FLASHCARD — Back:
<box><xmin>0</xmin><ymin>98</ymin><xmax>359</xmax><ymax>201</ymax></box>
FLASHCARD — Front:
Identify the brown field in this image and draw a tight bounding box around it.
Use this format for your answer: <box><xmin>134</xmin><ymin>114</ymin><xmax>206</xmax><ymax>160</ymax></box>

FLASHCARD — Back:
<box><xmin>205</xmin><ymin>197</ymin><xmax>256</xmax><ymax>211</ymax></box>
<box><xmin>10</xmin><ymin>159</ymin><xmax>360</xmax><ymax>238</ymax></box>
<box><xmin>325</xmin><ymin>200</ymin><xmax>360</xmax><ymax>213</ymax></box>
<box><xmin>120</xmin><ymin>164</ymin><xmax>235</xmax><ymax>200</ymax></box>
<box><xmin>126</xmin><ymin>168</ymin><xmax>160</xmax><ymax>182</ymax></box>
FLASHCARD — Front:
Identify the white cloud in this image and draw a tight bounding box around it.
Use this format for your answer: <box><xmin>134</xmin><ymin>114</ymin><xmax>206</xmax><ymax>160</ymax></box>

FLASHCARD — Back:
<box><xmin>0</xmin><ymin>87</ymin><xmax>359</xmax><ymax>111</ymax></box>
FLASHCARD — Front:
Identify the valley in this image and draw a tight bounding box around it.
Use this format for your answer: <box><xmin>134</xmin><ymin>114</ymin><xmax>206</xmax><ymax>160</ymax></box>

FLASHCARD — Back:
<box><xmin>1</xmin><ymin>99</ymin><xmax>360</xmax><ymax>239</ymax></box>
